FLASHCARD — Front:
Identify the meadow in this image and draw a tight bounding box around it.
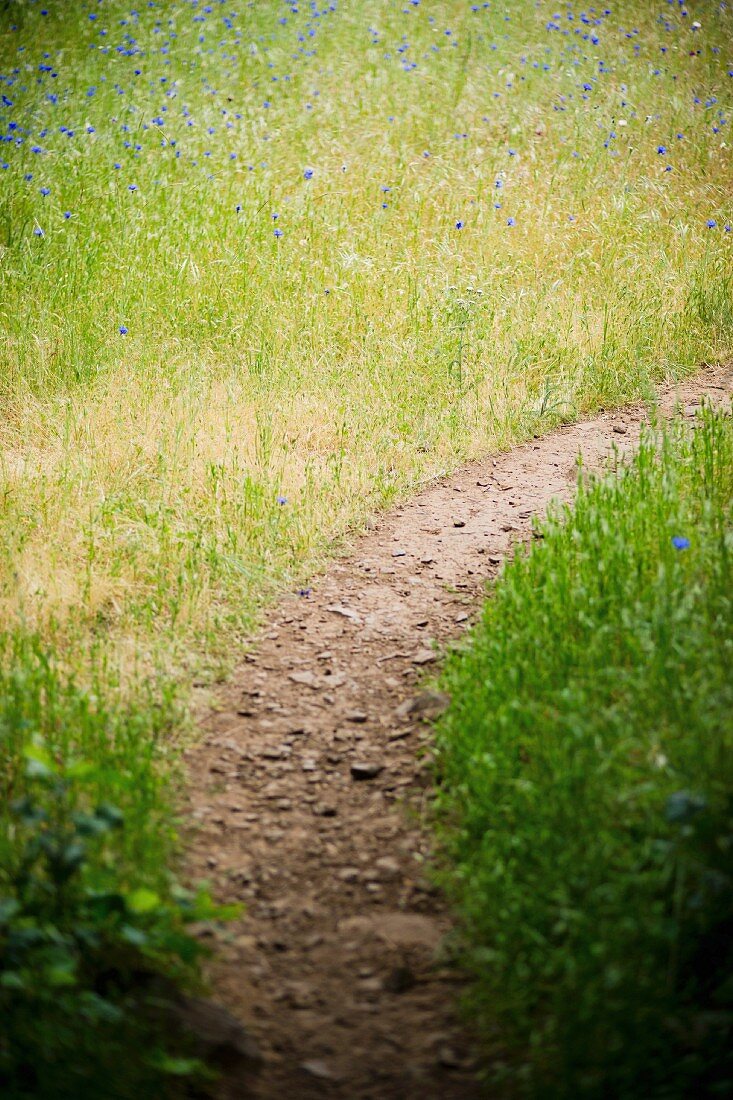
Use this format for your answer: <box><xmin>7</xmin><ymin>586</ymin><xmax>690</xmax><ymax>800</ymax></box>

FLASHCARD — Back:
<box><xmin>0</xmin><ymin>0</ymin><xmax>731</xmax><ymax>1092</ymax></box>
<box><xmin>0</xmin><ymin>0</ymin><xmax>731</xmax><ymax>676</ymax></box>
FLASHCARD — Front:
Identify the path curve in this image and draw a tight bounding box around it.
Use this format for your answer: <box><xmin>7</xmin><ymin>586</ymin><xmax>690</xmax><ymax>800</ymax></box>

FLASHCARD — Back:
<box><xmin>184</xmin><ymin>364</ymin><xmax>733</xmax><ymax>1099</ymax></box>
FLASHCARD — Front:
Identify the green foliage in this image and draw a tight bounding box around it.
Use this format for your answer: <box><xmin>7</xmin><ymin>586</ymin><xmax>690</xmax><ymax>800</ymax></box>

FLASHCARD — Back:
<box><xmin>0</xmin><ymin>638</ymin><xmax>228</xmax><ymax>1098</ymax></box>
<box><xmin>434</xmin><ymin>405</ymin><xmax>733</xmax><ymax>1098</ymax></box>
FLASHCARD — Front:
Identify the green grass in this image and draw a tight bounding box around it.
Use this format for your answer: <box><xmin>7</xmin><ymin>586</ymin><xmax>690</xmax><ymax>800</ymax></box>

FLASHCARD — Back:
<box><xmin>433</xmin><ymin>404</ymin><xmax>733</xmax><ymax>1098</ymax></box>
<box><xmin>0</xmin><ymin>632</ymin><xmax>178</xmax><ymax>883</ymax></box>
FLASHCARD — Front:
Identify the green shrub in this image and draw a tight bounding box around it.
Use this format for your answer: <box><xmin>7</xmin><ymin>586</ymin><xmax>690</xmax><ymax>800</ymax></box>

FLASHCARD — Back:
<box><xmin>434</xmin><ymin>405</ymin><xmax>733</xmax><ymax>1099</ymax></box>
<box><xmin>0</xmin><ymin>638</ymin><xmax>228</xmax><ymax>1098</ymax></box>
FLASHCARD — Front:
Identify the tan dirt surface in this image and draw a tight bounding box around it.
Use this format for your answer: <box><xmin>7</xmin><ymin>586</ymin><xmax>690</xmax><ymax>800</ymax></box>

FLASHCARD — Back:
<box><xmin>184</xmin><ymin>364</ymin><xmax>733</xmax><ymax>1099</ymax></box>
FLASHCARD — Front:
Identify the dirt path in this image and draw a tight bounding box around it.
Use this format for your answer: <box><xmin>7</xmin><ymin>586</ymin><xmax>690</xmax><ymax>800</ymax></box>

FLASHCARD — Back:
<box><xmin>184</xmin><ymin>365</ymin><xmax>732</xmax><ymax>1099</ymax></box>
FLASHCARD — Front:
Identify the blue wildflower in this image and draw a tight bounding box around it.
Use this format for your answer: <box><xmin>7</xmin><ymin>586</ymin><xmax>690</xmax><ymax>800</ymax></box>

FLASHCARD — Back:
<box><xmin>276</xmin><ymin>495</ymin><xmax>288</xmax><ymax>505</ymax></box>
<box><xmin>33</xmin><ymin>227</ymin><xmax>44</xmax><ymax>237</ymax></box>
<box><xmin>706</xmin><ymin>219</ymin><xmax>717</xmax><ymax>228</ymax></box>
<box><xmin>119</xmin><ymin>326</ymin><xmax>128</xmax><ymax>335</ymax></box>
<box><xmin>303</xmin><ymin>167</ymin><xmax>314</xmax><ymax>180</ymax></box>
<box><xmin>274</xmin><ymin>228</ymin><xmax>283</xmax><ymax>238</ymax></box>
<box><xmin>672</xmin><ymin>536</ymin><xmax>690</xmax><ymax>550</ymax></box>
<box><xmin>455</xmin><ymin>220</ymin><xmax>464</xmax><ymax>229</ymax></box>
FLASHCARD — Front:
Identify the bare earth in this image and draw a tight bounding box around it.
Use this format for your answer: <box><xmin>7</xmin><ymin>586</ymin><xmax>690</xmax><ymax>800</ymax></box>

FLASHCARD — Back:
<box><xmin>184</xmin><ymin>365</ymin><xmax>733</xmax><ymax>1099</ymax></box>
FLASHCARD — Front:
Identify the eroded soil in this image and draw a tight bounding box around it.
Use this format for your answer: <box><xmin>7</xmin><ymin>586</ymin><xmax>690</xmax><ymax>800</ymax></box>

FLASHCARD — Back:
<box><xmin>184</xmin><ymin>365</ymin><xmax>733</xmax><ymax>1099</ymax></box>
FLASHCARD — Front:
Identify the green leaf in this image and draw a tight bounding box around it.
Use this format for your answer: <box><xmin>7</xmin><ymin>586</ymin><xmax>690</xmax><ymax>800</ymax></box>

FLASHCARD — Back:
<box><xmin>120</xmin><ymin>924</ymin><xmax>149</xmax><ymax>947</ymax></box>
<box><xmin>23</xmin><ymin>739</ymin><xmax>57</xmax><ymax>777</ymax></box>
<box><xmin>0</xmin><ymin>897</ymin><xmax>21</xmax><ymax>924</ymax></box>
<box><xmin>126</xmin><ymin>888</ymin><xmax>160</xmax><ymax>915</ymax></box>
<box><xmin>95</xmin><ymin>803</ymin><xmax>124</xmax><ymax>829</ymax></box>
<box><xmin>151</xmin><ymin>1054</ymin><xmax>207</xmax><ymax>1077</ymax></box>
<box><xmin>65</xmin><ymin>759</ymin><xmax>96</xmax><ymax>780</ymax></box>
<box><xmin>45</xmin><ymin>962</ymin><xmax>78</xmax><ymax>988</ymax></box>
<box><xmin>0</xmin><ymin>971</ymin><xmax>26</xmax><ymax>990</ymax></box>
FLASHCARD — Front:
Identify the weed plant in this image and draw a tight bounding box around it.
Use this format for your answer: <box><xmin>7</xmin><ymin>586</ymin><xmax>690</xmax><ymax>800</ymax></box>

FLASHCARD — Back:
<box><xmin>434</xmin><ymin>404</ymin><xmax>733</xmax><ymax>1098</ymax></box>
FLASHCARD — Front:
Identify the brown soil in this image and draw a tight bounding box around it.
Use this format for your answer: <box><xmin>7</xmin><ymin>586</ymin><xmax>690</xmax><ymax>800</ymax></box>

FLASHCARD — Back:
<box><xmin>184</xmin><ymin>365</ymin><xmax>733</xmax><ymax>1099</ymax></box>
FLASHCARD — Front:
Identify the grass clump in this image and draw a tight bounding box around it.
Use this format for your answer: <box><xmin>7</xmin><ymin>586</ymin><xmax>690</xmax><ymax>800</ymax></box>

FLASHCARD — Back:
<box><xmin>0</xmin><ymin>635</ymin><xmax>224</xmax><ymax>1098</ymax></box>
<box><xmin>434</xmin><ymin>404</ymin><xmax>733</xmax><ymax>1099</ymax></box>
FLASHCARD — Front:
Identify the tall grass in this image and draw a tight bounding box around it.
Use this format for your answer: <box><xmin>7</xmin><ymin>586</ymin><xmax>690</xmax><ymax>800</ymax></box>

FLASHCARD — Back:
<box><xmin>0</xmin><ymin>0</ymin><xmax>731</xmax><ymax>674</ymax></box>
<box><xmin>433</xmin><ymin>404</ymin><xmax>733</xmax><ymax>1098</ymax></box>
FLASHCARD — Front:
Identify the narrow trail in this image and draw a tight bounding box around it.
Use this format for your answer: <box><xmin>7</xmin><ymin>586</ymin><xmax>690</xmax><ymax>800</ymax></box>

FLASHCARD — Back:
<box><xmin>184</xmin><ymin>365</ymin><xmax>733</xmax><ymax>1099</ymax></box>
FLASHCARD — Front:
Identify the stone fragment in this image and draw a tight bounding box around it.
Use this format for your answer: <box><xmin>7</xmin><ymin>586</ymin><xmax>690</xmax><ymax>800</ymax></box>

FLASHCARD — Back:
<box><xmin>301</xmin><ymin>1060</ymin><xmax>337</xmax><ymax>1081</ymax></box>
<box><xmin>288</xmin><ymin>670</ymin><xmax>320</xmax><ymax>689</ymax></box>
<box><xmin>438</xmin><ymin>1045</ymin><xmax>461</xmax><ymax>1069</ymax></box>
<box><xmin>394</xmin><ymin>686</ymin><xmax>451</xmax><ymax>721</ymax></box>
<box><xmin>373</xmin><ymin>856</ymin><xmax>401</xmax><ymax>880</ymax></box>
<box><xmin>371</xmin><ymin>911</ymin><xmax>442</xmax><ymax>950</ymax></box>
<box><xmin>313</xmin><ymin>802</ymin><xmax>338</xmax><ymax>817</ymax></box>
<box><xmin>326</xmin><ymin>604</ymin><xmax>362</xmax><ymax>624</ymax></box>
<box><xmin>350</xmin><ymin>762</ymin><xmax>385</xmax><ymax>781</ymax></box>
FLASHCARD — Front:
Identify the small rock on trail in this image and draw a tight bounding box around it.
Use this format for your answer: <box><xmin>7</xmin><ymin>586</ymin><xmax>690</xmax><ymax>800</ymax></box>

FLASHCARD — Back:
<box><xmin>350</xmin><ymin>761</ymin><xmax>385</xmax><ymax>781</ymax></box>
<box><xmin>395</xmin><ymin>690</ymin><xmax>451</xmax><ymax>722</ymax></box>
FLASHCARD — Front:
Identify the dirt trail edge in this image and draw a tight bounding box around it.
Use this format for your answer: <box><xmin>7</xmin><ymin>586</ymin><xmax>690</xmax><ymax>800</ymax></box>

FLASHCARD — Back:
<box><xmin>184</xmin><ymin>365</ymin><xmax>733</xmax><ymax>1100</ymax></box>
